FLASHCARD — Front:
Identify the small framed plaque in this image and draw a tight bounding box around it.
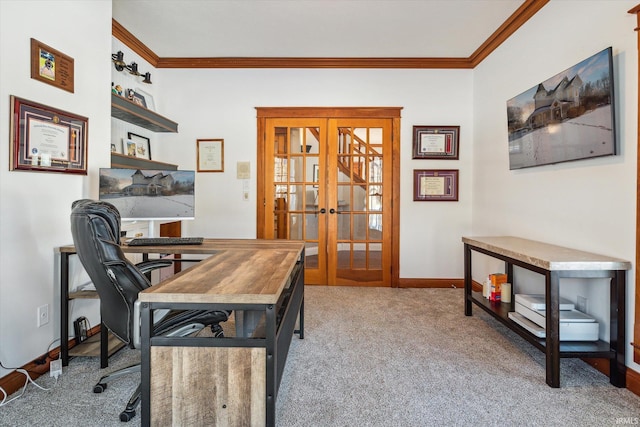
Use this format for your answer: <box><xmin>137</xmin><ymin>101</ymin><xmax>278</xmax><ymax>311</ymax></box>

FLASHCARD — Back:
<box><xmin>413</xmin><ymin>169</ymin><xmax>459</xmax><ymax>201</ymax></box>
<box><xmin>9</xmin><ymin>96</ymin><xmax>87</xmax><ymax>174</ymax></box>
<box><xmin>197</xmin><ymin>139</ymin><xmax>224</xmax><ymax>172</ymax></box>
<box><xmin>30</xmin><ymin>38</ymin><xmax>74</xmax><ymax>93</ymax></box>
<box><xmin>412</xmin><ymin>125</ymin><xmax>459</xmax><ymax>159</ymax></box>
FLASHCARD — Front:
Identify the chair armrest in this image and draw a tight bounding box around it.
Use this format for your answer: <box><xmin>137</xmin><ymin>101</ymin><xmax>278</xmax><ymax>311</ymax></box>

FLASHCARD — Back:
<box><xmin>135</xmin><ymin>259</ymin><xmax>173</xmax><ymax>274</ymax></box>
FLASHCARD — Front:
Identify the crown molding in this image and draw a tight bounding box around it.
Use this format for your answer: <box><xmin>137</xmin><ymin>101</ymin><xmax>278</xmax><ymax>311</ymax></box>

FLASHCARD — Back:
<box><xmin>112</xmin><ymin>0</ymin><xmax>548</xmax><ymax>69</ymax></box>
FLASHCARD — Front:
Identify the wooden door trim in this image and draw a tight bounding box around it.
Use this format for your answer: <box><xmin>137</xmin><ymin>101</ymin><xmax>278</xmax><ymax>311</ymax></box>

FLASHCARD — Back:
<box><xmin>256</xmin><ymin>107</ymin><xmax>402</xmax><ymax>287</ymax></box>
<box><xmin>629</xmin><ymin>4</ymin><xmax>640</xmax><ymax>364</ymax></box>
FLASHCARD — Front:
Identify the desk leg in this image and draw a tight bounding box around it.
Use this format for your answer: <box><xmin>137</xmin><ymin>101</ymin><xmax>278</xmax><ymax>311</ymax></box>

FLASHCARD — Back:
<box><xmin>464</xmin><ymin>244</ymin><xmax>472</xmax><ymax>316</ymax></box>
<box><xmin>140</xmin><ymin>303</ymin><xmax>152</xmax><ymax>427</ymax></box>
<box><xmin>545</xmin><ymin>271</ymin><xmax>560</xmax><ymax>388</ymax></box>
<box><xmin>297</xmin><ymin>297</ymin><xmax>304</xmax><ymax>339</ymax></box>
<box><xmin>60</xmin><ymin>252</ymin><xmax>70</xmax><ymax>367</ymax></box>
<box><xmin>265</xmin><ymin>304</ymin><xmax>276</xmax><ymax>427</ymax></box>
<box><xmin>609</xmin><ymin>270</ymin><xmax>626</xmax><ymax>387</ymax></box>
<box><xmin>100</xmin><ymin>317</ymin><xmax>108</xmax><ymax>368</ymax></box>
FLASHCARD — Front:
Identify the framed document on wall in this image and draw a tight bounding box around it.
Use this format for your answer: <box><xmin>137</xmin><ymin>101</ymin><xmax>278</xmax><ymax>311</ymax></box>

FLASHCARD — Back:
<box><xmin>412</xmin><ymin>125</ymin><xmax>459</xmax><ymax>159</ymax></box>
<box><xmin>413</xmin><ymin>169</ymin><xmax>459</xmax><ymax>201</ymax></box>
<box><xmin>197</xmin><ymin>139</ymin><xmax>224</xmax><ymax>172</ymax></box>
<box><xmin>9</xmin><ymin>96</ymin><xmax>88</xmax><ymax>174</ymax></box>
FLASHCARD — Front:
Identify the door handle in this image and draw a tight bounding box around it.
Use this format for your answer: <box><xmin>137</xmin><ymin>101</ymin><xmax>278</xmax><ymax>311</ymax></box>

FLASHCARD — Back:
<box><xmin>329</xmin><ymin>208</ymin><xmax>340</xmax><ymax>214</ymax></box>
<box><xmin>319</xmin><ymin>208</ymin><xmax>326</xmax><ymax>214</ymax></box>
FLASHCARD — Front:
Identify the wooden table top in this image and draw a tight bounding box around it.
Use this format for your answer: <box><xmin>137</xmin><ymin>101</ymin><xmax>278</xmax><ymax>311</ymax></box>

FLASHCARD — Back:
<box><xmin>57</xmin><ymin>238</ymin><xmax>304</xmax><ymax>255</ymax></box>
<box><xmin>137</xmin><ymin>240</ymin><xmax>304</xmax><ymax>305</ymax></box>
<box><xmin>58</xmin><ymin>239</ymin><xmax>304</xmax><ymax>305</ymax></box>
<box><xmin>462</xmin><ymin>236</ymin><xmax>631</xmax><ymax>271</ymax></box>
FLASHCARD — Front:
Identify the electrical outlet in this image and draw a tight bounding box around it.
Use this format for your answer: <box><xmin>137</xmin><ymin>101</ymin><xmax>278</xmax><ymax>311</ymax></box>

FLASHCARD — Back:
<box><xmin>50</xmin><ymin>359</ymin><xmax>62</xmax><ymax>378</ymax></box>
<box><xmin>37</xmin><ymin>304</ymin><xmax>49</xmax><ymax>327</ymax></box>
<box><xmin>577</xmin><ymin>295</ymin><xmax>588</xmax><ymax>313</ymax></box>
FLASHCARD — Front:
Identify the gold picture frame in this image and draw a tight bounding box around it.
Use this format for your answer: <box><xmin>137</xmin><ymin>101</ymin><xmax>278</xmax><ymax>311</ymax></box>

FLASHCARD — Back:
<box><xmin>197</xmin><ymin>139</ymin><xmax>224</xmax><ymax>172</ymax></box>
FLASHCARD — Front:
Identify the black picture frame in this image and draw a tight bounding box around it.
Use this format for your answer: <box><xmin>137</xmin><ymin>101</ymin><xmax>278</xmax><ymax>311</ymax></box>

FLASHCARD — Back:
<box><xmin>127</xmin><ymin>132</ymin><xmax>151</xmax><ymax>160</ymax></box>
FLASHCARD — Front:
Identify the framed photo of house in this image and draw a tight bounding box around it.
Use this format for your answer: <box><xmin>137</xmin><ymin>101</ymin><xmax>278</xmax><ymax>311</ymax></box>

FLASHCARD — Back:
<box><xmin>127</xmin><ymin>132</ymin><xmax>151</xmax><ymax>160</ymax></box>
<box><xmin>9</xmin><ymin>95</ymin><xmax>87</xmax><ymax>174</ymax></box>
<box><xmin>412</xmin><ymin>126</ymin><xmax>460</xmax><ymax>159</ymax></box>
<box><xmin>197</xmin><ymin>139</ymin><xmax>224</xmax><ymax>172</ymax></box>
<box><xmin>413</xmin><ymin>169</ymin><xmax>459</xmax><ymax>201</ymax></box>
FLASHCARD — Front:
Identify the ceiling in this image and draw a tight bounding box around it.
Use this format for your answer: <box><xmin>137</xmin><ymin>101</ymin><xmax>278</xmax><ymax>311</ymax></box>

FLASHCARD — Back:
<box><xmin>112</xmin><ymin>0</ymin><xmax>548</xmax><ymax>68</ymax></box>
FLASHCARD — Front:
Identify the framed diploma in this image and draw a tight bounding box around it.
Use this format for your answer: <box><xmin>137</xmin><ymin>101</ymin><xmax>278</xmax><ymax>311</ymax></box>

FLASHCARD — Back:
<box><xmin>197</xmin><ymin>139</ymin><xmax>224</xmax><ymax>172</ymax></box>
<box><xmin>413</xmin><ymin>169</ymin><xmax>459</xmax><ymax>201</ymax></box>
<box><xmin>412</xmin><ymin>125</ymin><xmax>459</xmax><ymax>159</ymax></box>
<box><xmin>9</xmin><ymin>96</ymin><xmax>88</xmax><ymax>174</ymax></box>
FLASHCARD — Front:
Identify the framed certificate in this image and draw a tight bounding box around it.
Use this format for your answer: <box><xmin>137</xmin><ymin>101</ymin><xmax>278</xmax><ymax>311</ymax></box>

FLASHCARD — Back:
<box><xmin>9</xmin><ymin>96</ymin><xmax>88</xmax><ymax>174</ymax></box>
<box><xmin>412</xmin><ymin>125</ymin><xmax>459</xmax><ymax>159</ymax></box>
<box><xmin>413</xmin><ymin>169</ymin><xmax>459</xmax><ymax>201</ymax></box>
<box><xmin>197</xmin><ymin>139</ymin><xmax>224</xmax><ymax>172</ymax></box>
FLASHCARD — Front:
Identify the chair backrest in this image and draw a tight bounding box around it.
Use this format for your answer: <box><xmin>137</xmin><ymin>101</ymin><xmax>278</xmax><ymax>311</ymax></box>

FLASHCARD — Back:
<box><xmin>70</xmin><ymin>199</ymin><xmax>150</xmax><ymax>347</ymax></box>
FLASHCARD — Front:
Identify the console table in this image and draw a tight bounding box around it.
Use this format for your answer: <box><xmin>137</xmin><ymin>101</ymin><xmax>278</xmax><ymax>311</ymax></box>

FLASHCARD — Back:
<box><xmin>462</xmin><ymin>236</ymin><xmax>630</xmax><ymax>388</ymax></box>
<box><xmin>139</xmin><ymin>241</ymin><xmax>305</xmax><ymax>427</ymax></box>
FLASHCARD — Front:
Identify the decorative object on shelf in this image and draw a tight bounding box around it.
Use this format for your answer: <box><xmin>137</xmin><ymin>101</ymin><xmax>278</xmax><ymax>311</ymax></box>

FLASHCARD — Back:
<box><xmin>412</xmin><ymin>125</ymin><xmax>459</xmax><ymax>159</ymax></box>
<box><xmin>127</xmin><ymin>132</ymin><xmax>151</xmax><ymax>160</ymax></box>
<box><xmin>197</xmin><ymin>139</ymin><xmax>224</xmax><ymax>172</ymax></box>
<box><xmin>30</xmin><ymin>38</ymin><xmax>74</xmax><ymax>93</ymax></box>
<box><xmin>9</xmin><ymin>95</ymin><xmax>87</xmax><ymax>174</ymax></box>
<box><xmin>111</xmin><ymin>50</ymin><xmax>152</xmax><ymax>84</ymax></box>
<box><xmin>413</xmin><ymin>169</ymin><xmax>458</xmax><ymax>201</ymax></box>
<box><xmin>112</xmin><ymin>82</ymin><xmax>123</xmax><ymax>95</ymax></box>
<box><xmin>134</xmin><ymin>88</ymin><xmax>155</xmax><ymax>111</ymax></box>
<box><xmin>126</xmin><ymin>89</ymin><xmax>147</xmax><ymax>108</ymax></box>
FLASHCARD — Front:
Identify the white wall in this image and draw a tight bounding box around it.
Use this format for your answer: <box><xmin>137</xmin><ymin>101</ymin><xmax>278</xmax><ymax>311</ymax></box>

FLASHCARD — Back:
<box><xmin>154</xmin><ymin>67</ymin><xmax>475</xmax><ymax>278</ymax></box>
<box><xmin>1</xmin><ymin>0</ymin><xmax>638</xmax><ymax>380</ymax></box>
<box><xmin>0</xmin><ymin>0</ymin><xmax>112</xmax><ymax>377</ymax></box>
<box><xmin>472</xmin><ymin>1</ymin><xmax>638</xmax><ymax>370</ymax></box>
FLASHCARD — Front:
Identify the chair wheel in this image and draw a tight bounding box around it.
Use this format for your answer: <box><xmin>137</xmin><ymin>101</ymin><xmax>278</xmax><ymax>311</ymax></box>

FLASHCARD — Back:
<box><xmin>120</xmin><ymin>409</ymin><xmax>136</xmax><ymax>422</ymax></box>
<box><xmin>93</xmin><ymin>383</ymin><xmax>107</xmax><ymax>393</ymax></box>
<box><xmin>211</xmin><ymin>324</ymin><xmax>224</xmax><ymax>338</ymax></box>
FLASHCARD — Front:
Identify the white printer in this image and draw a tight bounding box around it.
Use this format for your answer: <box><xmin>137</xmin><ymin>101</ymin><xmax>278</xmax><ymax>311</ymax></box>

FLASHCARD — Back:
<box><xmin>508</xmin><ymin>294</ymin><xmax>599</xmax><ymax>341</ymax></box>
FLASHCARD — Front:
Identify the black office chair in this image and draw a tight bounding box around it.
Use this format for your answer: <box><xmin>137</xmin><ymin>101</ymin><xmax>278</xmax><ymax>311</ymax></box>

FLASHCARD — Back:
<box><xmin>70</xmin><ymin>199</ymin><xmax>230</xmax><ymax>422</ymax></box>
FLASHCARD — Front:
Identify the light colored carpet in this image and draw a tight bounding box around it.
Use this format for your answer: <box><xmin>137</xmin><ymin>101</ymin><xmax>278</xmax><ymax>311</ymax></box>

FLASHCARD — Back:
<box><xmin>1</xmin><ymin>287</ymin><xmax>639</xmax><ymax>426</ymax></box>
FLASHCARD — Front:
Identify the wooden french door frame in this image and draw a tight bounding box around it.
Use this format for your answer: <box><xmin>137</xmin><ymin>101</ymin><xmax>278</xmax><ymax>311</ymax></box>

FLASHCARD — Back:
<box><xmin>256</xmin><ymin>107</ymin><xmax>402</xmax><ymax>287</ymax></box>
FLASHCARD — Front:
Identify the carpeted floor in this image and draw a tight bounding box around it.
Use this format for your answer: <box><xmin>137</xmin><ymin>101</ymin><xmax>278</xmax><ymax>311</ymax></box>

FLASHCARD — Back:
<box><xmin>1</xmin><ymin>287</ymin><xmax>639</xmax><ymax>426</ymax></box>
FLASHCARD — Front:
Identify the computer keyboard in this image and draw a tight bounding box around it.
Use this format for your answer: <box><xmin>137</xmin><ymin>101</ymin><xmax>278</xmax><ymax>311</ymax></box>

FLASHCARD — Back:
<box><xmin>126</xmin><ymin>237</ymin><xmax>204</xmax><ymax>246</ymax></box>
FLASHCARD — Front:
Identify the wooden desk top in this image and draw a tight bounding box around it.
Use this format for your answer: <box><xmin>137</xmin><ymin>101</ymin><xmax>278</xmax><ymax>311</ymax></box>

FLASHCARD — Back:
<box><xmin>462</xmin><ymin>236</ymin><xmax>631</xmax><ymax>271</ymax></box>
<box><xmin>138</xmin><ymin>240</ymin><xmax>304</xmax><ymax>305</ymax></box>
<box><xmin>57</xmin><ymin>238</ymin><xmax>303</xmax><ymax>255</ymax></box>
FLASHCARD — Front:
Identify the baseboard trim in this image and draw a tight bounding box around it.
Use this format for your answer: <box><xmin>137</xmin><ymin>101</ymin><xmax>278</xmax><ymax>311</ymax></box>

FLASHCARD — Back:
<box><xmin>626</xmin><ymin>365</ymin><xmax>640</xmax><ymax>397</ymax></box>
<box><xmin>398</xmin><ymin>278</ymin><xmax>483</xmax><ymax>292</ymax></box>
<box><xmin>0</xmin><ymin>325</ymin><xmax>100</xmax><ymax>397</ymax></box>
<box><xmin>398</xmin><ymin>278</ymin><xmax>464</xmax><ymax>288</ymax></box>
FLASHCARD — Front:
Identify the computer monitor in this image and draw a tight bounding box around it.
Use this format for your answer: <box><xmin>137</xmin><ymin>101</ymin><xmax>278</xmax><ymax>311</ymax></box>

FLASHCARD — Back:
<box><xmin>99</xmin><ymin>168</ymin><xmax>195</xmax><ymax>221</ymax></box>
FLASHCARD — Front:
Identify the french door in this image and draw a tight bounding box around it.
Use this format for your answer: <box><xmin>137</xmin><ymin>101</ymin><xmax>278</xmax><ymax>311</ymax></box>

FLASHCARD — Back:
<box><xmin>257</xmin><ymin>108</ymin><xmax>401</xmax><ymax>287</ymax></box>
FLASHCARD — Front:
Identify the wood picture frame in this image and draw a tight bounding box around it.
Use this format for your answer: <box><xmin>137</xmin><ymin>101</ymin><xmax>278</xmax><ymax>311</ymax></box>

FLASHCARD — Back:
<box><xmin>30</xmin><ymin>38</ymin><xmax>74</xmax><ymax>93</ymax></box>
<box><xmin>413</xmin><ymin>169</ymin><xmax>459</xmax><ymax>201</ymax></box>
<box><xmin>412</xmin><ymin>125</ymin><xmax>460</xmax><ymax>159</ymax></box>
<box><xmin>197</xmin><ymin>139</ymin><xmax>224</xmax><ymax>172</ymax></box>
<box><xmin>127</xmin><ymin>132</ymin><xmax>151</xmax><ymax>160</ymax></box>
<box><xmin>9</xmin><ymin>95</ymin><xmax>88</xmax><ymax>174</ymax></box>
